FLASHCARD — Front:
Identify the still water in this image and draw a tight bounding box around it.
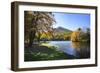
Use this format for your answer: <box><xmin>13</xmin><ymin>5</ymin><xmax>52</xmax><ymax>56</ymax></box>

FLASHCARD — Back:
<box><xmin>48</xmin><ymin>41</ymin><xmax>90</xmax><ymax>59</ymax></box>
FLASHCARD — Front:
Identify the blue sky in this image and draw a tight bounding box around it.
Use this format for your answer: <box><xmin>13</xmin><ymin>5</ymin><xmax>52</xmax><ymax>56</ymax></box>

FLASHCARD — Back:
<box><xmin>53</xmin><ymin>12</ymin><xmax>90</xmax><ymax>31</ymax></box>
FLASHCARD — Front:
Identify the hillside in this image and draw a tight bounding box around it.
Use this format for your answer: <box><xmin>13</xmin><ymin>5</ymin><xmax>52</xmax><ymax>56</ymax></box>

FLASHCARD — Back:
<box><xmin>53</xmin><ymin>27</ymin><xmax>72</xmax><ymax>34</ymax></box>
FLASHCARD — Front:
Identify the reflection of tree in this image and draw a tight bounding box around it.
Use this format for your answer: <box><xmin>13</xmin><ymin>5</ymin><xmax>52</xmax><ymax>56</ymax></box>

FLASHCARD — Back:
<box><xmin>24</xmin><ymin>11</ymin><xmax>55</xmax><ymax>46</ymax></box>
<box><xmin>71</xmin><ymin>42</ymin><xmax>81</xmax><ymax>51</ymax></box>
<box><xmin>71</xmin><ymin>42</ymin><xmax>90</xmax><ymax>58</ymax></box>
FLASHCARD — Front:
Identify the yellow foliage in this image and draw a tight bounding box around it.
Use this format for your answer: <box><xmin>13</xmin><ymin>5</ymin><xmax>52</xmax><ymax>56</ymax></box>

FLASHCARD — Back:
<box><xmin>71</xmin><ymin>31</ymin><xmax>80</xmax><ymax>41</ymax></box>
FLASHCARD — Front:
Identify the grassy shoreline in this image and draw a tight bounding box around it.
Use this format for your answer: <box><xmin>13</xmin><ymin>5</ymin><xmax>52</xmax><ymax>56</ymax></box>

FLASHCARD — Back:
<box><xmin>24</xmin><ymin>44</ymin><xmax>76</xmax><ymax>61</ymax></box>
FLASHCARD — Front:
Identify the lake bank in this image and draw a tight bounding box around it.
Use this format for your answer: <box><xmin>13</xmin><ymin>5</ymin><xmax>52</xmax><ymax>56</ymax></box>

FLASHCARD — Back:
<box><xmin>24</xmin><ymin>41</ymin><xmax>90</xmax><ymax>61</ymax></box>
<box><xmin>24</xmin><ymin>44</ymin><xmax>76</xmax><ymax>61</ymax></box>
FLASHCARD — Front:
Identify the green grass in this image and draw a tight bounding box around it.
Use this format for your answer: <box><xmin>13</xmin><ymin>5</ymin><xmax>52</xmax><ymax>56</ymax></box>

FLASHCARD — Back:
<box><xmin>24</xmin><ymin>43</ymin><xmax>76</xmax><ymax>61</ymax></box>
<box><xmin>40</xmin><ymin>43</ymin><xmax>59</xmax><ymax>49</ymax></box>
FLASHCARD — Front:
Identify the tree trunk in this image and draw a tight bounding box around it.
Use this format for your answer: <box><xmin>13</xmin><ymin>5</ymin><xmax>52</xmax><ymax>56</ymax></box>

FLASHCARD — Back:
<box><xmin>29</xmin><ymin>29</ymin><xmax>36</xmax><ymax>47</ymax></box>
<box><xmin>37</xmin><ymin>32</ymin><xmax>41</xmax><ymax>43</ymax></box>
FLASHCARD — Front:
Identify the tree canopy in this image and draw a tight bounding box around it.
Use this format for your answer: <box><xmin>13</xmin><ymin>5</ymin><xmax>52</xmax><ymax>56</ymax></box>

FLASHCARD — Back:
<box><xmin>24</xmin><ymin>11</ymin><xmax>56</xmax><ymax>46</ymax></box>
<box><xmin>71</xmin><ymin>28</ymin><xmax>90</xmax><ymax>42</ymax></box>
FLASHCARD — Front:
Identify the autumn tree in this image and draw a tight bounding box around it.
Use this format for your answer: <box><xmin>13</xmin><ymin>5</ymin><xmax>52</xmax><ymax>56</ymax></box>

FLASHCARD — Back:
<box><xmin>24</xmin><ymin>11</ymin><xmax>55</xmax><ymax>46</ymax></box>
<box><xmin>71</xmin><ymin>28</ymin><xmax>90</xmax><ymax>42</ymax></box>
<box><xmin>71</xmin><ymin>28</ymin><xmax>82</xmax><ymax>42</ymax></box>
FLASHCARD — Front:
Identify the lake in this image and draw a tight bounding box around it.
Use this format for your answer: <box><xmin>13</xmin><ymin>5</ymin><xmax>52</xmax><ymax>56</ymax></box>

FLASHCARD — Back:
<box><xmin>48</xmin><ymin>41</ymin><xmax>90</xmax><ymax>59</ymax></box>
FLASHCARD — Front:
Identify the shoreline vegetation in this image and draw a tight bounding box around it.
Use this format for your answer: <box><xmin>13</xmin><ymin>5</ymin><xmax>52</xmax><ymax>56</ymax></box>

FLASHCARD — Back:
<box><xmin>24</xmin><ymin>44</ymin><xmax>76</xmax><ymax>61</ymax></box>
<box><xmin>24</xmin><ymin>11</ymin><xmax>90</xmax><ymax>61</ymax></box>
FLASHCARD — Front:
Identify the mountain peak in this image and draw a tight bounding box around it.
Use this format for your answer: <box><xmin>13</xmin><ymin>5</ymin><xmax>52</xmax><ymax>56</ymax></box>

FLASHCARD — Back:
<box><xmin>54</xmin><ymin>27</ymin><xmax>72</xmax><ymax>33</ymax></box>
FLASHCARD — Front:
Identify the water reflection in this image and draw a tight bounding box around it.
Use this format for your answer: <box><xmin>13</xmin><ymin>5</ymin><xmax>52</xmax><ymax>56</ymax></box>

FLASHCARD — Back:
<box><xmin>48</xmin><ymin>41</ymin><xmax>90</xmax><ymax>59</ymax></box>
<box><xmin>71</xmin><ymin>42</ymin><xmax>90</xmax><ymax>58</ymax></box>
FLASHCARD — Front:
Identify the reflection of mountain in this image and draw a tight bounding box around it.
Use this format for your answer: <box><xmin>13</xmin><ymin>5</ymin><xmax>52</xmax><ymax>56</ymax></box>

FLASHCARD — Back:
<box><xmin>53</xmin><ymin>27</ymin><xmax>72</xmax><ymax>33</ymax></box>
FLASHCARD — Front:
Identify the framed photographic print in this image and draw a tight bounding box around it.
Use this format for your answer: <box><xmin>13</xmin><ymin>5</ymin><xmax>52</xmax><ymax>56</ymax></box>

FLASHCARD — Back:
<box><xmin>11</xmin><ymin>1</ymin><xmax>97</xmax><ymax>71</ymax></box>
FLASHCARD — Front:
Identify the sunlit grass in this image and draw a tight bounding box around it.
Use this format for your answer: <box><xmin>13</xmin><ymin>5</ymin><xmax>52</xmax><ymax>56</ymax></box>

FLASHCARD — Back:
<box><xmin>40</xmin><ymin>43</ymin><xmax>59</xmax><ymax>49</ymax></box>
<box><xmin>24</xmin><ymin>42</ymin><xmax>76</xmax><ymax>61</ymax></box>
<box><xmin>25</xmin><ymin>50</ymin><xmax>74</xmax><ymax>61</ymax></box>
